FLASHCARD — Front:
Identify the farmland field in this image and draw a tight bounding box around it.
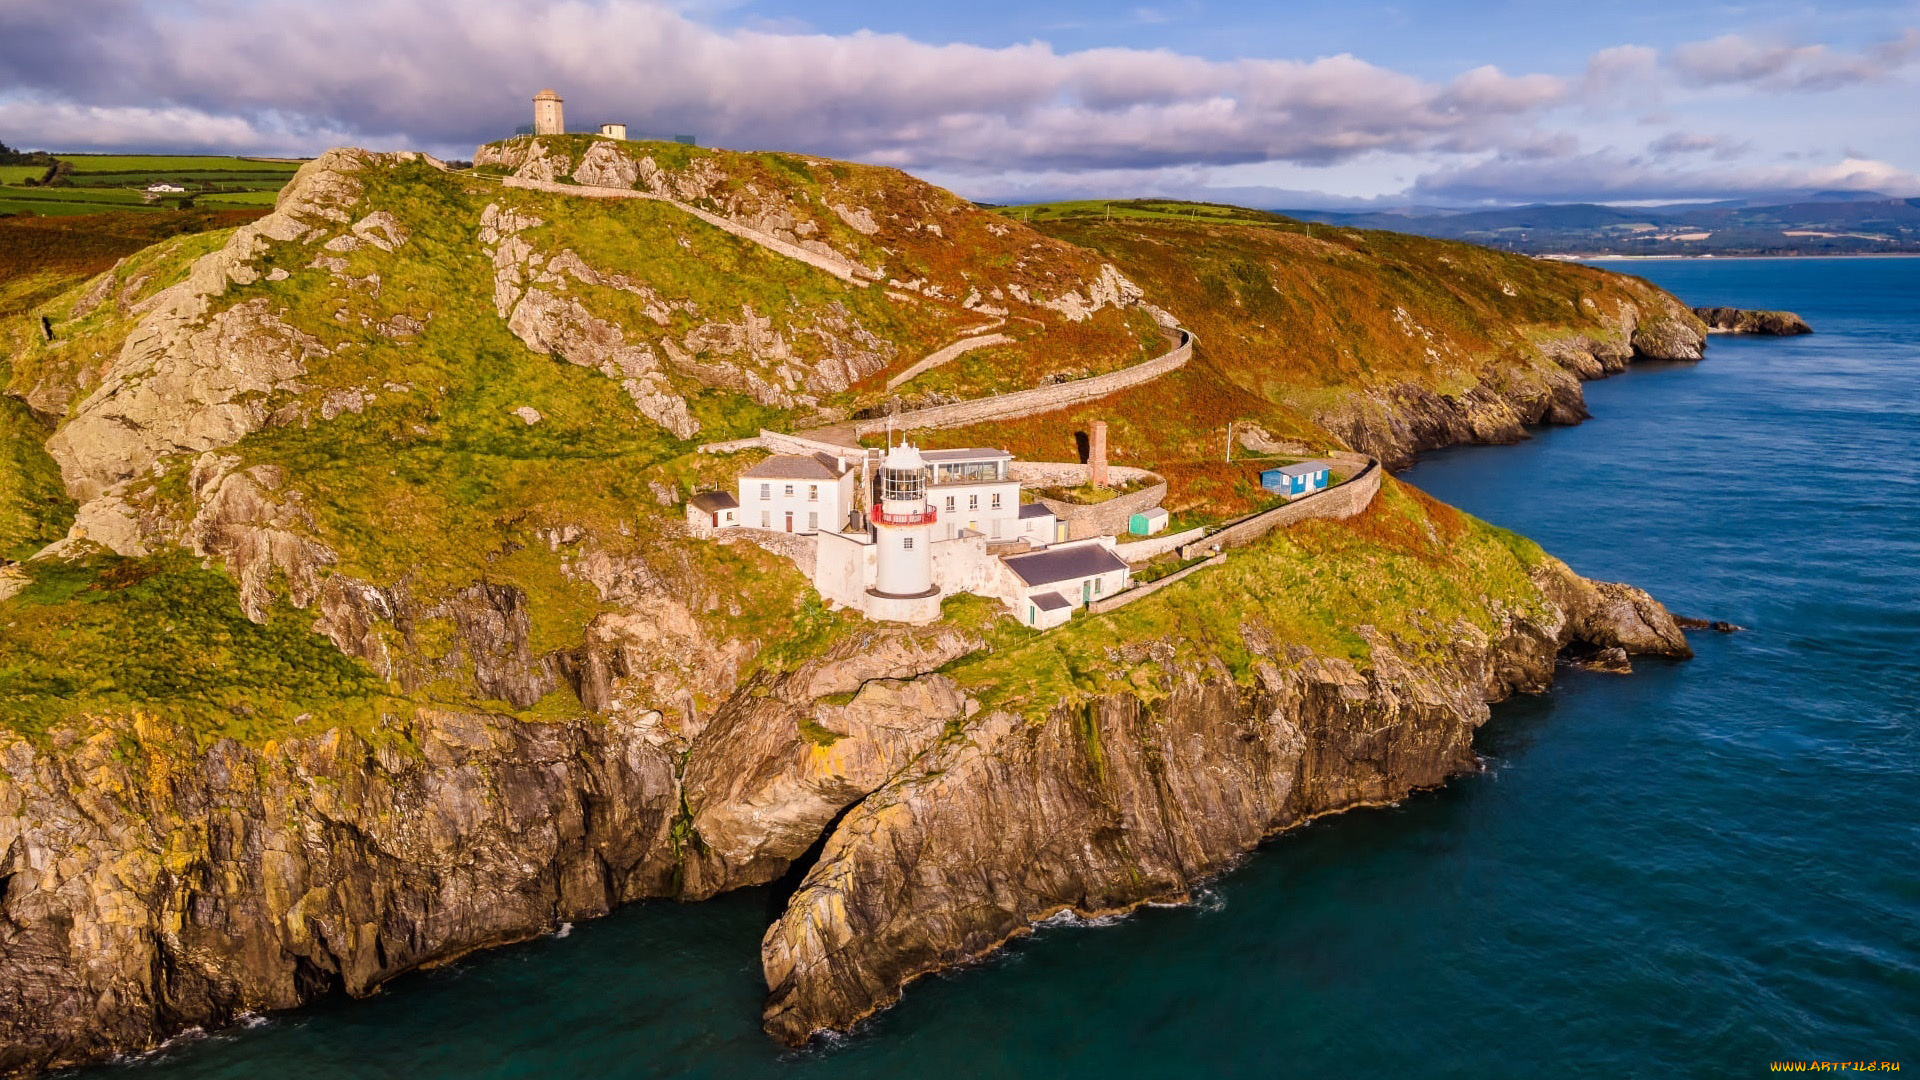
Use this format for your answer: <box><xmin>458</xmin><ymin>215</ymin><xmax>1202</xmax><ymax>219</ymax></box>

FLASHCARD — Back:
<box><xmin>0</xmin><ymin>166</ymin><xmax>51</xmax><ymax>185</ymax></box>
<box><xmin>55</xmin><ymin>154</ymin><xmax>302</xmax><ymax>174</ymax></box>
<box><xmin>197</xmin><ymin>190</ymin><xmax>283</xmax><ymax>206</ymax></box>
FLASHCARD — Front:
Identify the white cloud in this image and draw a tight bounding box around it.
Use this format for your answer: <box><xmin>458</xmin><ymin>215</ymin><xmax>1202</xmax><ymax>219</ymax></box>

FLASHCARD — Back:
<box><xmin>1413</xmin><ymin>151</ymin><xmax>1920</xmax><ymax>203</ymax></box>
<box><xmin>0</xmin><ymin>1</ymin><xmax>1914</xmax><ymax>206</ymax></box>
<box><xmin>1671</xmin><ymin>29</ymin><xmax>1920</xmax><ymax>91</ymax></box>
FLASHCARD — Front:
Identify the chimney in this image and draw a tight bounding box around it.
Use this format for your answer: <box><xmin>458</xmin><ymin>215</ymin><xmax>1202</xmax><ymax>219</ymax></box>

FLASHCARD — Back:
<box><xmin>1090</xmin><ymin>420</ymin><xmax>1109</xmax><ymax>488</ymax></box>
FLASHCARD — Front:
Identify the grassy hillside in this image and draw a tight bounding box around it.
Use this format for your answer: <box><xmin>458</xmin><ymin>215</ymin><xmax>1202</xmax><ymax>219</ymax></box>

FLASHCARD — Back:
<box><xmin>0</xmin><ymin>151</ymin><xmax>1694</xmax><ymax>746</ymax></box>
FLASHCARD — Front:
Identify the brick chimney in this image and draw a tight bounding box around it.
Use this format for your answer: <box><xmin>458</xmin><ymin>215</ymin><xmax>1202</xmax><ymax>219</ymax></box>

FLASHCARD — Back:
<box><xmin>1090</xmin><ymin>420</ymin><xmax>1109</xmax><ymax>488</ymax></box>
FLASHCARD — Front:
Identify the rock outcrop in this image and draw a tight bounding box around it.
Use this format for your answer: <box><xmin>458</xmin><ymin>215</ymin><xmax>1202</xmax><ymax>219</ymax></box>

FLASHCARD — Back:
<box><xmin>758</xmin><ymin>561</ymin><xmax>1690</xmax><ymax>1043</ymax></box>
<box><xmin>1692</xmin><ymin>307</ymin><xmax>1813</xmax><ymax>335</ymax></box>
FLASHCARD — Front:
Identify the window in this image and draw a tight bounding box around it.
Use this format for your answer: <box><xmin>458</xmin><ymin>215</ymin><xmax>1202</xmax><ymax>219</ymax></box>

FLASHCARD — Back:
<box><xmin>784</xmin><ymin>484</ymin><xmax>794</xmax><ymax>497</ymax></box>
<box><xmin>945</xmin><ymin>496</ymin><xmax>956</xmax><ymax>511</ymax></box>
<box><xmin>808</xmin><ymin>485</ymin><xmax>818</xmax><ymax>502</ymax></box>
<box><xmin>968</xmin><ymin>494</ymin><xmax>979</xmax><ymax>510</ymax></box>
<box><xmin>760</xmin><ymin>483</ymin><xmax>771</xmax><ymax>500</ymax></box>
<box><xmin>1094</xmin><ymin>578</ymin><xmax>1104</xmax><ymax>594</ymax></box>
<box><xmin>991</xmin><ymin>492</ymin><xmax>1002</xmax><ymax>509</ymax></box>
<box><xmin>902</xmin><ymin>536</ymin><xmax>914</xmax><ymax>550</ymax></box>
<box><xmin>808</xmin><ymin>511</ymin><xmax>818</xmax><ymax>530</ymax></box>
<box><xmin>761</xmin><ymin>511</ymin><xmax>770</xmax><ymax>528</ymax></box>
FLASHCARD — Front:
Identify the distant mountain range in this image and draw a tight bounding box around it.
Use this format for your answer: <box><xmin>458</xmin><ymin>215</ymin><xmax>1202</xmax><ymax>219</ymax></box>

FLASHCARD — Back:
<box><xmin>1281</xmin><ymin>193</ymin><xmax>1920</xmax><ymax>256</ymax></box>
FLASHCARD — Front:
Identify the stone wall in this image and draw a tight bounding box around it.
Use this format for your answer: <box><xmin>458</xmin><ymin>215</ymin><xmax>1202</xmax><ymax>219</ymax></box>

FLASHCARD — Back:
<box><xmin>1114</xmin><ymin>525</ymin><xmax>1208</xmax><ymax>563</ymax></box>
<box><xmin>1036</xmin><ymin>483</ymin><xmax>1168</xmax><ymax>541</ymax></box>
<box><xmin>851</xmin><ymin>330</ymin><xmax>1193</xmax><ymax>437</ymax></box>
<box><xmin>1177</xmin><ymin>455</ymin><xmax>1381</xmax><ymax>560</ymax></box>
<box><xmin>718</xmin><ymin>528</ymin><xmax>819</xmax><ymax>571</ymax></box>
<box><xmin>1087</xmin><ymin>553</ymin><xmax>1226</xmax><ymax>614</ymax></box>
<box><xmin>886</xmin><ymin>329</ymin><xmax>1014</xmax><ymax>391</ymax></box>
<box><xmin>501</xmin><ymin>176</ymin><xmax>873</xmax><ymax>285</ymax></box>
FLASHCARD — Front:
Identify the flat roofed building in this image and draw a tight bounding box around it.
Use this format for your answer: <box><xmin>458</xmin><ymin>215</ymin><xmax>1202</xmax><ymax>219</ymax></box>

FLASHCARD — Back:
<box><xmin>737</xmin><ymin>452</ymin><xmax>856</xmax><ymax>534</ymax></box>
<box><xmin>922</xmin><ymin>448</ymin><xmax>1036</xmax><ymax>542</ymax></box>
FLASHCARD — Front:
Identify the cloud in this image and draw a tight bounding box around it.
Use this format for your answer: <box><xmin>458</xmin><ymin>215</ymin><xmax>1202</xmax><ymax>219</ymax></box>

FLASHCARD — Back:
<box><xmin>1412</xmin><ymin>152</ymin><xmax>1920</xmax><ymax>204</ymax></box>
<box><xmin>0</xmin><ymin>0</ymin><xmax>1575</xmax><ymax>174</ymax></box>
<box><xmin>1670</xmin><ymin>29</ymin><xmax>1920</xmax><ymax>91</ymax></box>
<box><xmin>1647</xmin><ymin>131</ymin><xmax>1751</xmax><ymax>159</ymax></box>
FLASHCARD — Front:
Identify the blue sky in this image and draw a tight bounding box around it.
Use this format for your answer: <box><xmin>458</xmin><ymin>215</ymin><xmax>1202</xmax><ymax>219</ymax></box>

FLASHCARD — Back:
<box><xmin>2</xmin><ymin>0</ymin><xmax>1916</xmax><ymax>207</ymax></box>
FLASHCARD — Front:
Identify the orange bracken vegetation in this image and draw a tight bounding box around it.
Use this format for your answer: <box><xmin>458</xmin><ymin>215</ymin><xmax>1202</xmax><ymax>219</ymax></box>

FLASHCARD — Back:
<box><xmin>0</xmin><ymin>208</ymin><xmax>268</xmax><ymax>317</ymax></box>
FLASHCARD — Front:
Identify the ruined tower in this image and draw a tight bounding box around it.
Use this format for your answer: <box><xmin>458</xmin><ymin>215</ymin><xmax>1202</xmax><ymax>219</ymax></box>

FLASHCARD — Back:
<box><xmin>532</xmin><ymin>88</ymin><xmax>565</xmax><ymax>136</ymax></box>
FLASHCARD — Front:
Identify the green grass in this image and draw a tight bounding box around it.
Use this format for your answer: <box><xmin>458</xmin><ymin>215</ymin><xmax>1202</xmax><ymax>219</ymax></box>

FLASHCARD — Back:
<box><xmin>943</xmin><ymin>478</ymin><xmax>1555</xmax><ymax>717</ymax></box>
<box><xmin>0</xmin><ymin>552</ymin><xmax>395</xmax><ymax>743</ymax></box>
<box><xmin>54</xmin><ymin>154</ymin><xmax>304</xmax><ymax>174</ymax></box>
<box><xmin>197</xmin><ymin>190</ymin><xmax>283</xmax><ymax>206</ymax></box>
<box><xmin>0</xmin><ymin>165</ymin><xmax>50</xmax><ymax>185</ymax></box>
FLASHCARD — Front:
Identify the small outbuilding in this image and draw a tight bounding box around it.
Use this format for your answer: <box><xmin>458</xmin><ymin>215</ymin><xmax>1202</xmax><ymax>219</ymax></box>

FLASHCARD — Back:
<box><xmin>1261</xmin><ymin>461</ymin><xmax>1332</xmax><ymax>500</ymax></box>
<box><xmin>1024</xmin><ymin>590</ymin><xmax>1074</xmax><ymax>630</ymax></box>
<box><xmin>686</xmin><ymin>490</ymin><xmax>739</xmax><ymax>536</ymax></box>
<box><xmin>1001</xmin><ymin>538</ymin><xmax>1131</xmax><ymax>626</ymax></box>
<box><xmin>1129</xmin><ymin>507</ymin><xmax>1169</xmax><ymax>535</ymax></box>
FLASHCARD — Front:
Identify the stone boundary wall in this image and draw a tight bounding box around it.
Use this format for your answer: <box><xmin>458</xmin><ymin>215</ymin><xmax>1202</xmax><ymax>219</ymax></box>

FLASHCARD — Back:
<box><xmin>760</xmin><ymin>430</ymin><xmax>863</xmax><ymax>460</ymax></box>
<box><xmin>718</xmin><ymin>528</ymin><xmax>819</xmax><ymax>570</ymax></box>
<box><xmin>1037</xmin><ymin>484</ymin><xmax>1167</xmax><ymax>541</ymax></box>
<box><xmin>501</xmin><ymin>175</ymin><xmax>872</xmax><ymax>285</ymax></box>
<box><xmin>1115</xmin><ymin>525</ymin><xmax>1208</xmax><ymax>563</ymax></box>
<box><xmin>886</xmin><ymin>329</ymin><xmax>1014</xmax><ymax>390</ymax></box>
<box><xmin>1007</xmin><ymin>462</ymin><xmax>1157</xmax><ymax>487</ymax></box>
<box><xmin>1177</xmin><ymin>455</ymin><xmax>1381</xmax><ymax>560</ymax></box>
<box><xmin>851</xmin><ymin>329</ymin><xmax>1193</xmax><ymax>437</ymax></box>
<box><xmin>1087</xmin><ymin>553</ymin><xmax>1227</xmax><ymax>615</ymax></box>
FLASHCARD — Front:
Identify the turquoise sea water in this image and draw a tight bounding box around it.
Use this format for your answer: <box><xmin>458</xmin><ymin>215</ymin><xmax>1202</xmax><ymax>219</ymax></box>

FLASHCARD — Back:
<box><xmin>100</xmin><ymin>258</ymin><xmax>1919</xmax><ymax>1078</ymax></box>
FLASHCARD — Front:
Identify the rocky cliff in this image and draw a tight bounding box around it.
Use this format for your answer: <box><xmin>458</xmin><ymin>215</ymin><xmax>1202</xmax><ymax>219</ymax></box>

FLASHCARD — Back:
<box><xmin>0</xmin><ymin>142</ymin><xmax>1710</xmax><ymax>1074</ymax></box>
<box><xmin>1693</xmin><ymin>306</ymin><xmax>1813</xmax><ymax>335</ymax></box>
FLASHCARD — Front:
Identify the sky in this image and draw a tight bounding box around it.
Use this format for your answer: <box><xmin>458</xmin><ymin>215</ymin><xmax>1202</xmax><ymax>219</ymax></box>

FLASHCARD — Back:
<box><xmin>2</xmin><ymin>0</ymin><xmax>1917</xmax><ymax>208</ymax></box>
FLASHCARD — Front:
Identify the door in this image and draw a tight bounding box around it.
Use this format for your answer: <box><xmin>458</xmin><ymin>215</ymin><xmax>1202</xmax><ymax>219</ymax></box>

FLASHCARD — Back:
<box><xmin>784</xmin><ymin>512</ymin><xmax>793</xmax><ymax>532</ymax></box>
<box><xmin>711</xmin><ymin>512</ymin><xmax>720</xmax><ymax>527</ymax></box>
<box><xmin>1082</xmin><ymin>580</ymin><xmax>1092</xmax><ymax>605</ymax></box>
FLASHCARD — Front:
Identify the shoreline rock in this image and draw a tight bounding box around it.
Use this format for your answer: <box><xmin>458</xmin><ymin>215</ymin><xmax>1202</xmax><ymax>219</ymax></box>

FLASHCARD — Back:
<box><xmin>1692</xmin><ymin>307</ymin><xmax>1813</xmax><ymax>335</ymax></box>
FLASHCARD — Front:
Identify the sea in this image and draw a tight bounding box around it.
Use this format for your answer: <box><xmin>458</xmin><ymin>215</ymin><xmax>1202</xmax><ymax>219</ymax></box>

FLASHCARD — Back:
<box><xmin>95</xmin><ymin>257</ymin><xmax>1919</xmax><ymax>1078</ymax></box>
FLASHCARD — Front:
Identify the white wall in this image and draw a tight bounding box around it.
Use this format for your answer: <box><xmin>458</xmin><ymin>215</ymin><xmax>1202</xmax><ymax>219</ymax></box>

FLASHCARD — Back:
<box><xmin>739</xmin><ymin>471</ymin><xmax>855</xmax><ymax>534</ymax></box>
<box><xmin>930</xmin><ymin>480</ymin><xmax>1021</xmax><ymax>539</ymax></box>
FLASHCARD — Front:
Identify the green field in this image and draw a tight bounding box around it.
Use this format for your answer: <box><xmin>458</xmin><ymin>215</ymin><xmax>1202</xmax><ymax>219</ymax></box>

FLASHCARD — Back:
<box><xmin>55</xmin><ymin>154</ymin><xmax>303</xmax><ymax>174</ymax></box>
<box><xmin>0</xmin><ymin>153</ymin><xmax>302</xmax><ymax>218</ymax></box>
<box><xmin>196</xmin><ymin>189</ymin><xmax>283</xmax><ymax>207</ymax></box>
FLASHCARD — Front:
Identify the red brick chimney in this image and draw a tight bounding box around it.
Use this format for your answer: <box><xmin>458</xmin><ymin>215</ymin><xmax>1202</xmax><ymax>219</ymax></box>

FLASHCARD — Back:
<box><xmin>1090</xmin><ymin>420</ymin><xmax>1109</xmax><ymax>488</ymax></box>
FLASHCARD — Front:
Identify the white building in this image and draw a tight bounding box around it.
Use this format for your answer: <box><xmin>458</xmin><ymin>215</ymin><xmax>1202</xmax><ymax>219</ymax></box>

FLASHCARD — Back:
<box><xmin>737</xmin><ymin>452</ymin><xmax>857</xmax><ymax>535</ymax></box>
<box><xmin>599</xmin><ymin>123</ymin><xmax>628</xmax><ymax>140</ymax></box>
<box><xmin>922</xmin><ymin>448</ymin><xmax>1059</xmax><ymax>545</ymax></box>
<box><xmin>999</xmin><ymin>539</ymin><xmax>1131</xmax><ymax>629</ymax></box>
<box><xmin>695</xmin><ymin>440</ymin><xmax>1128</xmax><ymax>628</ymax></box>
<box><xmin>145</xmin><ymin>183</ymin><xmax>186</xmax><ymax>194</ymax></box>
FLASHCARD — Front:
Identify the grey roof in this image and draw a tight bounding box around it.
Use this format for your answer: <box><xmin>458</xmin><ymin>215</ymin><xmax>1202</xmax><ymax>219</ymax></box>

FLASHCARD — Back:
<box><xmin>1003</xmin><ymin>543</ymin><xmax>1129</xmax><ymax>587</ymax></box>
<box><xmin>1267</xmin><ymin>460</ymin><xmax>1331</xmax><ymax>478</ymax></box>
<box><xmin>922</xmin><ymin>447</ymin><xmax>1012</xmax><ymax>463</ymax></box>
<box><xmin>1031</xmin><ymin>590</ymin><xmax>1071</xmax><ymax>612</ymax></box>
<box><xmin>1017</xmin><ymin>503</ymin><xmax>1054</xmax><ymax>520</ymax></box>
<box><xmin>689</xmin><ymin>490</ymin><xmax>738</xmax><ymax>512</ymax></box>
<box><xmin>740</xmin><ymin>453</ymin><xmax>845</xmax><ymax>481</ymax></box>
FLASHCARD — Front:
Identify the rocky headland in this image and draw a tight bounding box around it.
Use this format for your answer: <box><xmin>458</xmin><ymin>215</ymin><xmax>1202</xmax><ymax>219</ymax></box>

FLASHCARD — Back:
<box><xmin>1692</xmin><ymin>306</ymin><xmax>1813</xmax><ymax>335</ymax></box>
<box><xmin>0</xmin><ymin>139</ymin><xmax>1715</xmax><ymax>1073</ymax></box>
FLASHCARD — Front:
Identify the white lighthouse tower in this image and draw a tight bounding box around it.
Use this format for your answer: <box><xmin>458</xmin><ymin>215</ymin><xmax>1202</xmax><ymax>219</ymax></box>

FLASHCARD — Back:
<box><xmin>870</xmin><ymin>442</ymin><xmax>937</xmax><ymax>599</ymax></box>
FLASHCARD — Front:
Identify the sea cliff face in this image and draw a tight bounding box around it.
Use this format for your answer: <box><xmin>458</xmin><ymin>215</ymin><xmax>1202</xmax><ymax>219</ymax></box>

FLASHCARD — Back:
<box><xmin>0</xmin><ymin>551</ymin><xmax>1688</xmax><ymax>1073</ymax></box>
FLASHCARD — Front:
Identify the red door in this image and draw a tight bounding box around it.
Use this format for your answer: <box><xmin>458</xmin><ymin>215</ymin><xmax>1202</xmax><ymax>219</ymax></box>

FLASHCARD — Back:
<box><xmin>784</xmin><ymin>512</ymin><xmax>793</xmax><ymax>532</ymax></box>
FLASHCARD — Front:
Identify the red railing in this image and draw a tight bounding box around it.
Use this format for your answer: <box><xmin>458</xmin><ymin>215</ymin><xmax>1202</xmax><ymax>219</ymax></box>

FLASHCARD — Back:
<box><xmin>871</xmin><ymin>504</ymin><xmax>937</xmax><ymax>526</ymax></box>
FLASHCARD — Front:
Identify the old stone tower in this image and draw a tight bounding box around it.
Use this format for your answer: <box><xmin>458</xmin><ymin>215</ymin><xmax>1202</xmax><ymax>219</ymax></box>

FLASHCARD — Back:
<box><xmin>532</xmin><ymin>88</ymin><xmax>564</xmax><ymax>135</ymax></box>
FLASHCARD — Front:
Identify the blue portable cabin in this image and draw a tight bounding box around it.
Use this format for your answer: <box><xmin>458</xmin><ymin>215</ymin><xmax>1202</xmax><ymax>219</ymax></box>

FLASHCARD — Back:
<box><xmin>1260</xmin><ymin>461</ymin><xmax>1332</xmax><ymax>499</ymax></box>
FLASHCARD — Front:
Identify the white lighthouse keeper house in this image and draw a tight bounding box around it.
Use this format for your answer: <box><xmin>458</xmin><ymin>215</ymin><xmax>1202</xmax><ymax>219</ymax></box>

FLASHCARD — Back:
<box><xmin>870</xmin><ymin>442</ymin><xmax>938</xmax><ymax>599</ymax></box>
